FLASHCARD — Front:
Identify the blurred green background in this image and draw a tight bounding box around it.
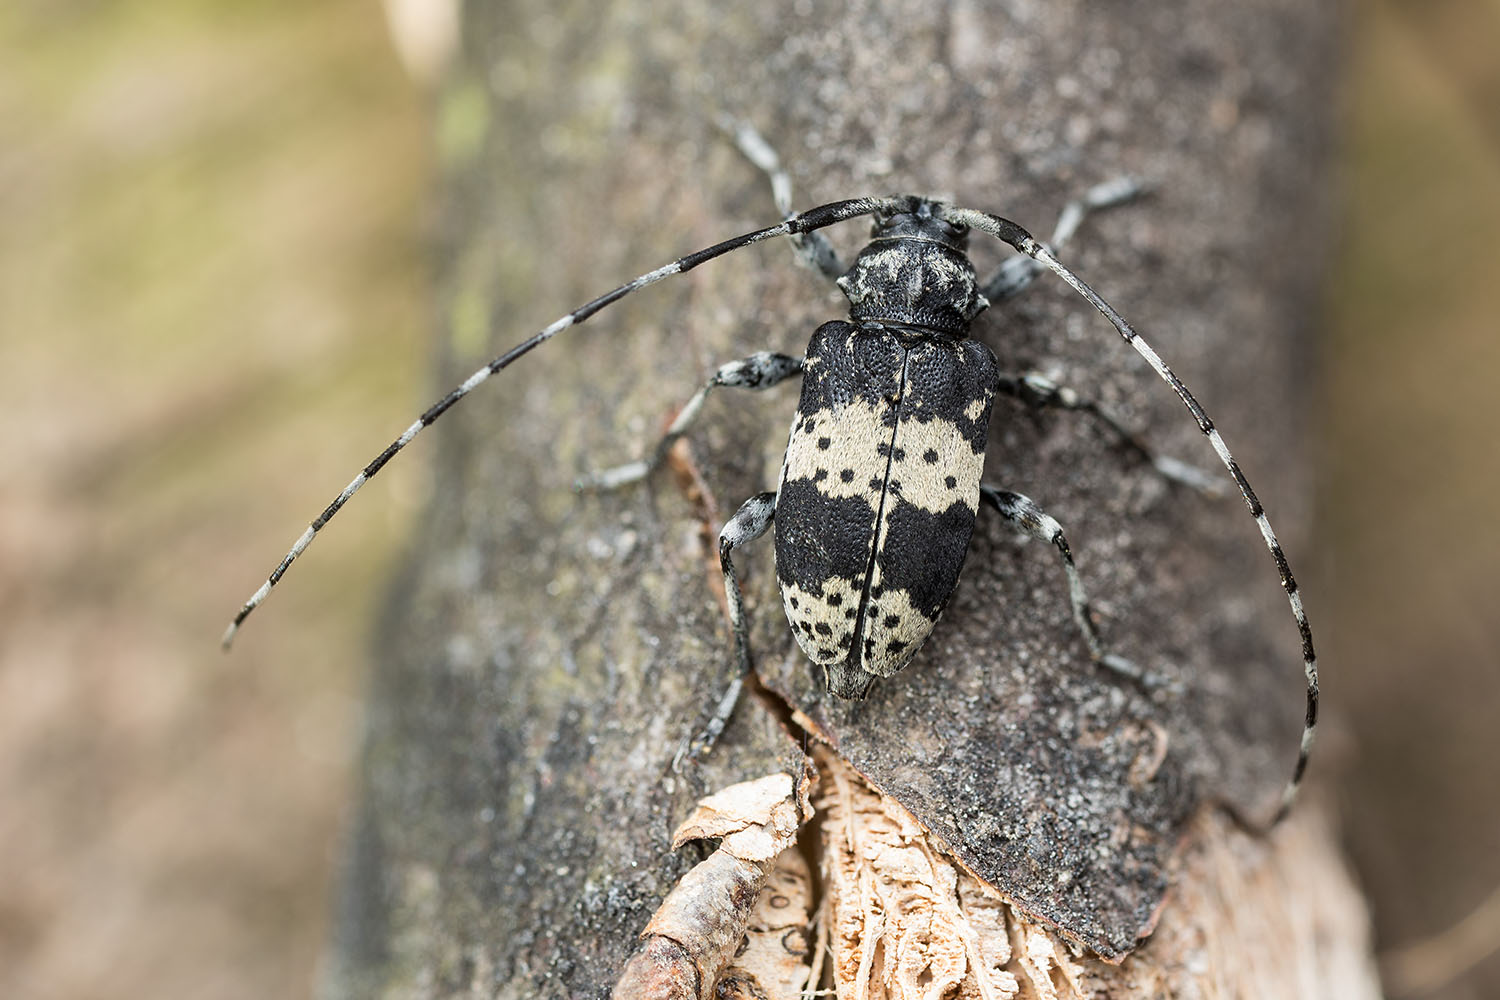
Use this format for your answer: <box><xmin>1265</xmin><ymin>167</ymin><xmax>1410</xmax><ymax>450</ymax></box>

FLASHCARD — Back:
<box><xmin>0</xmin><ymin>1</ymin><xmax>1495</xmax><ymax>998</ymax></box>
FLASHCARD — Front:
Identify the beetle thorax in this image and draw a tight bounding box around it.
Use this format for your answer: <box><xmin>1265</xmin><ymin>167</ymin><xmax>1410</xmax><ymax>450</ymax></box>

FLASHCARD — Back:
<box><xmin>836</xmin><ymin>202</ymin><xmax>987</xmax><ymax>336</ymax></box>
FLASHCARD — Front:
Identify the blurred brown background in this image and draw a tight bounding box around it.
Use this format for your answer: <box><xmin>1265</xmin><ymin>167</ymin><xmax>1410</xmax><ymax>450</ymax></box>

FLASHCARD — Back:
<box><xmin>0</xmin><ymin>1</ymin><xmax>1495</xmax><ymax>998</ymax></box>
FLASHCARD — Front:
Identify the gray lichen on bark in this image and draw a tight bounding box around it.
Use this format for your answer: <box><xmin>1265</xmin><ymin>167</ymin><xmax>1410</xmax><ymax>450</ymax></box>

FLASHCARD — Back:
<box><xmin>325</xmin><ymin>0</ymin><xmax>1338</xmax><ymax>994</ymax></box>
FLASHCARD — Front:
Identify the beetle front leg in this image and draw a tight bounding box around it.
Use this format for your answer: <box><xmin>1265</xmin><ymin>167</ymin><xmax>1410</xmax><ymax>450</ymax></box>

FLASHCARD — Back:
<box><xmin>673</xmin><ymin>491</ymin><xmax>777</xmax><ymax>771</ymax></box>
<box><xmin>577</xmin><ymin>353</ymin><xmax>803</xmax><ymax>491</ymax></box>
<box><xmin>980</xmin><ymin>486</ymin><xmax>1176</xmax><ymax>692</ymax></box>
<box><xmin>721</xmin><ymin>116</ymin><xmax>847</xmax><ymax>280</ymax></box>
<box><xmin>997</xmin><ymin>371</ymin><xmax>1222</xmax><ymax>496</ymax></box>
<box><xmin>979</xmin><ymin>176</ymin><xmax>1147</xmax><ymax>302</ymax></box>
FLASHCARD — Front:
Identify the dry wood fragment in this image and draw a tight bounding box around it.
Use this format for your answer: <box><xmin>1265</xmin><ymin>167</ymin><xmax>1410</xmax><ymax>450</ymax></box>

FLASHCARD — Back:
<box><xmin>614</xmin><ymin>772</ymin><xmax>812</xmax><ymax>1000</ymax></box>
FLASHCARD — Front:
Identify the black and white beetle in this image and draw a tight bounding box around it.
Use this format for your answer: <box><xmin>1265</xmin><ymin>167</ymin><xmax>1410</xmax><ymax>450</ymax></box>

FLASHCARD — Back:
<box><xmin>225</xmin><ymin>126</ymin><xmax>1318</xmax><ymax>821</ymax></box>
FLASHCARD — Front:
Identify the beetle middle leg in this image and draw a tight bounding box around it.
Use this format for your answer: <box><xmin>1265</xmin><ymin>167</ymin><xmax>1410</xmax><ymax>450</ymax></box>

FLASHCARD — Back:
<box><xmin>979</xmin><ymin>485</ymin><xmax>1174</xmax><ymax>691</ymax></box>
<box><xmin>996</xmin><ymin>371</ymin><xmax>1222</xmax><ymax>495</ymax></box>
<box><xmin>673</xmin><ymin>490</ymin><xmax>777</xmax><ymax>770</ymax></box>
<box><xmin>578</xmin><ymin>352</ymin><xmax>803</xmax><ymax>491</ymax></box>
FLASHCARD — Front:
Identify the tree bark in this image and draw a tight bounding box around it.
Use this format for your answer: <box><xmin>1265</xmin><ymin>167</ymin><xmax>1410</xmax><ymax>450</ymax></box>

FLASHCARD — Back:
<box><xmin>325</xmin><ymin>1</ymin><xmax>1377</xmax><ymax>997</ymax></box>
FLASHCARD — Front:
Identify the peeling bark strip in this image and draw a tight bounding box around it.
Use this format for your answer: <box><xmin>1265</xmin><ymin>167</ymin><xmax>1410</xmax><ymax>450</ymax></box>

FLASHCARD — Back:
<box><xmin>614</xmin><ymin>773</ymin><xmax>811</xmax><ymax>1000</ymax></box>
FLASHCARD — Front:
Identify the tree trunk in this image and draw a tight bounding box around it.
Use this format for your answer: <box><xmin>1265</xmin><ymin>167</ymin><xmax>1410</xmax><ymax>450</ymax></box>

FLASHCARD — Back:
<box><xmin>324</xmin><ymin>1</ymin><xmax>1378</xmax><ymax>997</ymax></box>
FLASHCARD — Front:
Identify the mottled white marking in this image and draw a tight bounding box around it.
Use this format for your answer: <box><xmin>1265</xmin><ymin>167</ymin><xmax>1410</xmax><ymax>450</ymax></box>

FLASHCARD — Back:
<box><xmin>852</xmin><ymin>585</ymin><xmax>937</xmax><ymax>677</ymax></box>
<box><xmin>781</xmin><ymin>403</ymin><xmax>891</xmax><ymax>501</ymax></box>
<box><xmin>860</xmin><ymin>246</ymin><xmax>908</xmax><ymax>284</ymax></box>
<box><xmin>925</xmin><ymin>251</ymin><xmax>971</xmax><ymax>290</ymax></box>
<box><xmin>723</xmin><ymin>494</ymin><xmax>776</xmax><ymax>546</ymax></box>
<box><xmin>780</xmin><ymin>576</ymin><xmax>864</xmax><ymax>665</ymax></box>
<box><xmin>884</xmin><ymin>411</ymin><xmax>984</xmax><ymax>516</ymax></box>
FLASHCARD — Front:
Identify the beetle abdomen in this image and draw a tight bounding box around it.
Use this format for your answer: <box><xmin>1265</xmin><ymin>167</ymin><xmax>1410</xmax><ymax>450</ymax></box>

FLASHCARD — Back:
<box><xmin>775</xmin><ymin>321</ymin><xmax>997</xmax><ymax>697</ymax></box>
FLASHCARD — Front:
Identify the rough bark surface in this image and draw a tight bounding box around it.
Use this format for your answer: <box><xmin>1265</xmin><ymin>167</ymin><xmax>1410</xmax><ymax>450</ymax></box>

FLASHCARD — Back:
<box><xmin>325</xmin><ymin>0</ymin><xmax>1354</xmax><ymax>996</ymax></box>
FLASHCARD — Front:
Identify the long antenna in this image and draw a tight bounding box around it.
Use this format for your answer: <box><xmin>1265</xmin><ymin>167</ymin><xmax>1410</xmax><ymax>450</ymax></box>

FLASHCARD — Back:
<box><xmin>946</xmin><ymin>205</ymin><xmax>1318</xmax><ymax>823</ymax></box>
<box><xmin>222</xmin><ymin>197</ymin><xmax>894</xmax><ymax>649</ymax></box>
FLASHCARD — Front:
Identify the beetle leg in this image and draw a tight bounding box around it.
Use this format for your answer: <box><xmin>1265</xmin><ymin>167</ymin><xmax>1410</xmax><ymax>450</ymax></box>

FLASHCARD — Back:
<box><xmin>980</xmin><ymin>486</ymin><xmax>1177</xmax><ymax>693</ymax></box>
<box><xmin>577</xmin><ymin>353</ymin><xmax>804</xmax><ymax>491</ymax></box>
<box><xmin>721</xmin><ymin>116</ymin><xmax>847</xmax><ymax>280</ymax></box>
<box><xmin>979</xmin><ymin>176</ymin><xmax>1147</xmax><ymax>302</ymax></box>
<box><xmin>674</xmin><ymin>491</ymin><xmax>777</xmax><ymax>771</ymax></box>
<box><xmin>996</xmin><ymin>371</ymin><xmax>1222</xmax><ymax>496</ymax></box>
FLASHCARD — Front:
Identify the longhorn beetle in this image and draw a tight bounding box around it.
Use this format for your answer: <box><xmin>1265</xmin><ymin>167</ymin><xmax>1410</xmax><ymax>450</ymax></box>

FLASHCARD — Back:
<box><xmin>224</xmin><ymin>124</ymin><xmax>1318</xmax><ymax>822</ymax></box>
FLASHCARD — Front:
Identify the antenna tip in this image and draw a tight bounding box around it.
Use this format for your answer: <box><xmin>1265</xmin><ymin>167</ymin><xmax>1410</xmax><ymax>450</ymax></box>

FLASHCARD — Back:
<box><xmin>221</xmin><ymin>621</ymin><xmax>239</xmax><ymax>651</ymax></box>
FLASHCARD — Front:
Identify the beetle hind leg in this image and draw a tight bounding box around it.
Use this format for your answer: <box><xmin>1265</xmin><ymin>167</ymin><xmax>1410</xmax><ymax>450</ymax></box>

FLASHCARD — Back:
<box><xmin>672</xmin><ymin>491</ymin><xmax>777</xmax><ymax>771</ymax></box>
<box><xmin>980</xmin><ymin>486</ymin><xmax>1177</xmax><ymax>693</ymax></box>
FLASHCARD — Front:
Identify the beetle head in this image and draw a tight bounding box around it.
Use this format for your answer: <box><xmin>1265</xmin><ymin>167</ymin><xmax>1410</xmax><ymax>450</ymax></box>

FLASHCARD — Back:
<box><xmin>837</xmin><ymin>198</ymin><xmax>988</xmax><ymax>335</ymax></box>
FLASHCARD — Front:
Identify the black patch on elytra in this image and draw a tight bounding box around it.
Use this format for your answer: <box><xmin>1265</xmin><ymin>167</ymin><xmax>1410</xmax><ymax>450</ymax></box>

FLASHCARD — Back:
<box><xmin>876</xmin><ymin>497</ymin><xmax>977</xmax><ymax>618</ymax></box>
<box><xmin>774</xmin><ymin>477</ymin><xmax>875</xmax><ymax>597</ymax></box>
<box><xmin>795</xmin><ymin>321</ymin><xmax>904</xmax><ymax>415</ymax></box>
<box><xmin>899</xmin><ymin>336</ymin><xmax>999</xmax><ymax>453</ymax></box>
